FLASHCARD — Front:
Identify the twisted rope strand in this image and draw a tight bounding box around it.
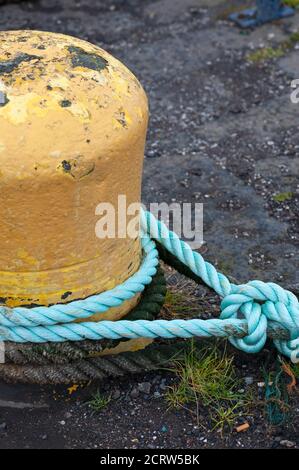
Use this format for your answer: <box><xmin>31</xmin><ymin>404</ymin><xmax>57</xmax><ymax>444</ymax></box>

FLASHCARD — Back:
<box><xmin>0</xmin><ymin>318</ymin><xmax>293</xmax><ymax>344</ymax></box>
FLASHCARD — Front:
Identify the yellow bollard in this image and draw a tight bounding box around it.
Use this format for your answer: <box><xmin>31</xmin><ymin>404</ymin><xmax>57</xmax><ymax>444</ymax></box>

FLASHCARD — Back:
<box><xmin>0</xmin><ymin>30</ymin><xmax>148</xmax><ymax>342</ymax></box>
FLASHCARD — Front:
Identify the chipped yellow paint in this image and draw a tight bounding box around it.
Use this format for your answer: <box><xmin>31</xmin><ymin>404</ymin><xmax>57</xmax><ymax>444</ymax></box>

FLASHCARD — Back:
<box><xmin>0</xmin><ymin>80</ymin><xmax>7</xmax><ymax>92</ymax></box>
<box><xmin>72</xmin><ymin>68</ymin><xmax>108</xmax><ymax>85</ymax></box>
<box><xmin>112</xmin><ymin>75</ymin><xmax>132</xmax><ymax>98</ymax></box>
<box><xmin>2</xmin><ymin>93</ymin><xmax>35</xmax><ymax>124</ymax></box>
<box><xmin>66</xmin><ymin>101</ymin><xmax>91</xmax><ymax>122</ymax></box>
<box><xmin>48</xmin><ymin>75</ymin><xmax>71</xmax><ymax>90</ymax></box>
<box><xmin>1</xmin><ymin>90</ymin><xmax>91</xmax><ymax>125</ymax></box>
<box><xmin>49</xmin><ymin>150</ymin><xmax>62</xmax><ymax>159</ymax></box>
<box><xmin>0</xmin><ymin>30</ymin><xmax>148</xmax><ymax>327</ymax></box>
<box><xmin>17</xmin><ymin>248</ymin><xmax>38</xmax><ymax>267</ymax></box>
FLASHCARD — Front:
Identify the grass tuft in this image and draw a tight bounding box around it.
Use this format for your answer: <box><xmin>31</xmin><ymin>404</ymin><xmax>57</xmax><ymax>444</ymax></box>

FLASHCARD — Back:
<box><xmin>211</xmin><ymin>402</ymin><xmax>244</xmax><ymax>434</ymax></box>
<box><xmin>87</xmin><ymin>390</ymin><xmax>111</xmax><ymax>413</ymax></box>
<box><xmin>164</xmin><ymin>290</ymin><xmax>196</xmax><ymax>315</ymax></box>
<box><xmin>166</xmin><ymin>343</ymin><xmax>237</xmax><ymax>407</ymax></box>
<box><xmin>162</xmin><ymin>288</ymin><xmax>202</xmax><ymax>320</ymax></box>
<box><xmin>165</xmin><ymin>342</ymin><xmax>251</xmax><ymax>432</ymax></box>
<box><xmin>283</xmin><ymin>0</ymin><xmax>299</xmax><ymax>7</ymax></box>
<box><xmin>247</xmin><ymin>29</ymin><xmax>299</xmax><ymax>63</ymax></box>
<box><xmin>273</xmin><ymin>192</ymin><xmax>294</xmax><ymax>203</ymax></box>
<box><xmin>247</xmin><ymin>46</ymin><xmax>286</xmax><ymax>63</ymax></box>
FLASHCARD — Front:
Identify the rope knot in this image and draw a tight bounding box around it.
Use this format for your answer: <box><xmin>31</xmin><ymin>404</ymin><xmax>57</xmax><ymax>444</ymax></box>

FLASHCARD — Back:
<box><xmin>220</xmin><ymin>280</ymin><xmax>299</xmax><ymax>359</ymax></box>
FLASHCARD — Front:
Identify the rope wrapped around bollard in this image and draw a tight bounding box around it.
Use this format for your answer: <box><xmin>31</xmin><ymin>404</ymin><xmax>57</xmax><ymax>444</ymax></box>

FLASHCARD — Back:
<box><xmin>0</xmin><ymin>209</ymin><xmax>298</xmax><ymax>384</ymax></box>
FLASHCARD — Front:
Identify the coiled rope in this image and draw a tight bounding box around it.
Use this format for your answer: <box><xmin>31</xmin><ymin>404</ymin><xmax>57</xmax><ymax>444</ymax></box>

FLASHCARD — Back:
<box><xmin>0</xmin><ymin>268</ymin><xmax>169</xmax><ymax>383</ymax></box>
<box><xmin>0</xmin><ymin>209</ymin><xmax>298</xmax><ymax>362</ymax></box>
<box><xmin>4</xmin><ymin>267</ymin><xmax>167</xmax><ymax>366</ymax></box>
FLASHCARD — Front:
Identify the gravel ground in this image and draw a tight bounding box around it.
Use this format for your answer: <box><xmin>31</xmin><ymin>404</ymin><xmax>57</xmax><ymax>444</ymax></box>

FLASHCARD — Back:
<box><xmin>0</xmin><ymin>0</ymin><xmax>299</xmax><ymax>449</ymax></box>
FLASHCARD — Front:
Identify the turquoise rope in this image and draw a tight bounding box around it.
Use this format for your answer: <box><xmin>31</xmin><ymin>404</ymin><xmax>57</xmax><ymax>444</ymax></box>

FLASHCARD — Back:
<box><xmin>0</xmin><ymin>209</ymin><xmax>298</xmax><ymax>362</ymax></box>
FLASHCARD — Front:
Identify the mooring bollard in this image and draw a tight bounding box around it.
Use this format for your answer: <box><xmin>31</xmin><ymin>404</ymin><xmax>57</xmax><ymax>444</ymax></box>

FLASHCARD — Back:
<box><xmin>0</xmin><ymin>30</ymin><xmax>148</xmax><ymax>315</ymax></box>
<box><xmin>229</xmin><ymin>0</ymin><xmax>294</xmax><ymax>28</ymax></box>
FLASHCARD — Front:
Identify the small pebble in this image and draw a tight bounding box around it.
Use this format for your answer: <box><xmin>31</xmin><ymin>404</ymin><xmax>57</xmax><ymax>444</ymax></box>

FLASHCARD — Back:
<box><xmin>160</xmin><ymin>379</ymin><xmax>168</xmax><ymax>390</ymax></box>
<box><xmin>244</xmin><ymin>376</ymin><xmax>253</xmax><ymax>386</ymax></box>
<box><xmin>280</xmin><ymin>440</ymin><xmax>296</xmax><ymax>448</ymax></box>
<box><xmin>138</xmin><ymin>382</ymin><xmax>151</xmax><ymax>394</ymax></box>
<box><xmin>112</xmin><ymin>389</ymin><xmax>121</xmax><ymax>400</ymax></box>
<box><xmin>130</xmin><ymin>387</ymin><xmax>139</xmax><ymax>399</ymax></box>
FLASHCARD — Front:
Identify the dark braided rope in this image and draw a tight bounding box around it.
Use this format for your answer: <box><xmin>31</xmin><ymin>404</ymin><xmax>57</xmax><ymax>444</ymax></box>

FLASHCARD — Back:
<box><xmin>0</xmin><ymin>341</ymin><xmax>190</xmax><ymax>384</ymax></box>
